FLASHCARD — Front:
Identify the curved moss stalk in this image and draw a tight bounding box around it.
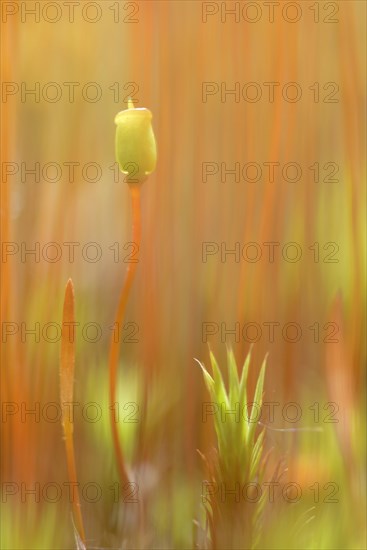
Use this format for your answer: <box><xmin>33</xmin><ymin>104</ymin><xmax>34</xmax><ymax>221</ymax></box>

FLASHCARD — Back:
<box><xmin>108</xmin><ymin>186</ymin><xmax>141</xmax><ymax>486</ymax></box>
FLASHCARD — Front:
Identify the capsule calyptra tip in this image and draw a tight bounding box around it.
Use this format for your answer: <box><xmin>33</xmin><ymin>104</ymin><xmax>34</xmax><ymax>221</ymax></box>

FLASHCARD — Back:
<box><xmin>114</xmin><ymin>99</ymin><xmax>157</xmax><ymax>185</ymax></box>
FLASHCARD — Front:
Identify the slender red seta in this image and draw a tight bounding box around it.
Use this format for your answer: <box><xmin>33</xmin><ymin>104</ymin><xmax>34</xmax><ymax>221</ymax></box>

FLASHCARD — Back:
<box><xmin>109</xmin><ymin>186</ymin><xmax>141</xmax><ymax>486</ymax></box>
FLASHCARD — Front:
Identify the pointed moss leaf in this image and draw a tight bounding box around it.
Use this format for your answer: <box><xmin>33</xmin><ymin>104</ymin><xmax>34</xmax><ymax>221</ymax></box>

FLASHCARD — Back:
<box><xmin>239</xmin><ymin>347</ymin><xmax>252</xmax><ymax>441</ymax></box>
<box><xmin>239</xmin><ymin>345</ymin><xmax>252</xmax><ymax>402</ymax></box>
<box><xmin>247</xmin><ymin>354</ymin><xmax>267</xmax><ymax>447</ymax></box>
<box><xmin>195</xmin><ymin>358</ymin><xmax>215</xmax><ymax>399</ymax></box>
<box><xmin>249</xmin><ymin>428</ymin><xmax>265</xmax><ymax>481</ymax></box>
<box><xmin>196</xmin><ymin>358</ymin><xmax>226</xmax><ymax>450</ymax></box>
<box><xmin>209</xmin><ymin>350</ymin><xmax>229</xmax><ymax>407</ymax></box>
<box><xmin>227</xmin><ymin>346</ymin><xmax>239</xmax><ymax>404</ymax></box>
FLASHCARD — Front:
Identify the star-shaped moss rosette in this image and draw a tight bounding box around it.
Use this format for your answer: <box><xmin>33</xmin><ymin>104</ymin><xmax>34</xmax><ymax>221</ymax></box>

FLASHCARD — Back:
<box><xmin>196</xmin><ymin>348</ymin><xmax>269</xmax><ymax>549</ymax></box>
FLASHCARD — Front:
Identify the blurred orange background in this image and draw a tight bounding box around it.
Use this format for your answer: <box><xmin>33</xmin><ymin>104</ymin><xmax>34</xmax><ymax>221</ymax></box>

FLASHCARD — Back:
<box><xmin>1</xmin><ymin>1</ymin><xmax>366</xmax><ymax>548</ymax></box>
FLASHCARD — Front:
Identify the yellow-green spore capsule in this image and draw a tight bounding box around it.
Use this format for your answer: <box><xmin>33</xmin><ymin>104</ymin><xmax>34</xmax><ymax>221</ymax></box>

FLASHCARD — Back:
<box><xmin>115</xmin><ymin>99</ymin><xmax>157</xmax><ymax>184</ymax></box>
